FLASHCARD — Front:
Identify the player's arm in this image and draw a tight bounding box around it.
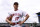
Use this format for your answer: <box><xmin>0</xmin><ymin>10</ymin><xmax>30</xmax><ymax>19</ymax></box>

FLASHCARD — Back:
<box><xmin>6</xmin><ymin>15</ymin><xmax>13</xmax><ymax>24</ymax></box>
<box><xmin>20</xmin><ymin>14</ymin><xmax>29</xmax><ymax>24</ymax></box>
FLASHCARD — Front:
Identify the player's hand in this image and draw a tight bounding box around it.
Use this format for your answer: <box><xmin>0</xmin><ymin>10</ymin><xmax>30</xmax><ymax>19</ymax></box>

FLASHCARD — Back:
<box><xmin>9</xmin><ymin>22</ymin><xmax>12</xmax><ymax>25</ymax></box>
<box><xmin>9</xmin><ymin>21</ymin><xmax>15</xmax><ymax>26</ymax></box>
<box><xmin>10</xmin><ymin>22</ymin><xmax>15</xmax><ymax>26</ymax></box>
<box><xmin>19</xmin><ymin>21</ymin><xmax>24</xmax><ymax>25</ymax></box>
<box><xmin>11</xmin><ymin>23</ymin><xmax>15</xmax><ymax>26</ymax></box>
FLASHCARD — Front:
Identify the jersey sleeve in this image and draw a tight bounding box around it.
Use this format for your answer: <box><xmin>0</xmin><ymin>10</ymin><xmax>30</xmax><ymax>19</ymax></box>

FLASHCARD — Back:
<box><xmin>7</xmin><ymin>13</ymin><xmax>10</xmax><ymax>17</ymax></box>
<box><xmin>22</xmin><ymin>11</ymin><xmax>28</xmax><ymax>17</ymax></box>
<box><xmin>7</xmin><ymin>12</ymin><xmax>12</xmax><ymax>17</ymax></box>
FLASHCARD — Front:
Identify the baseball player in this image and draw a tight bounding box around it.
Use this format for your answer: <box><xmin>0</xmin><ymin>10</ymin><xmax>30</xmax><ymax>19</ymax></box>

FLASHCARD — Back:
<box><xmin>6</xmin><ymin>2</ymin><xmax>29</xmax><ymax>27</ymax></box>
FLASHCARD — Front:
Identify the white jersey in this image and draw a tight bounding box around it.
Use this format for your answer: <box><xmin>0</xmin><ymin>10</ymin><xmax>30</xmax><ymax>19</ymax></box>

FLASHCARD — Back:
<box><xmin>7</xmin><ymin>9</ymin><xmax>27</xmax><ymax>23</ymax></box>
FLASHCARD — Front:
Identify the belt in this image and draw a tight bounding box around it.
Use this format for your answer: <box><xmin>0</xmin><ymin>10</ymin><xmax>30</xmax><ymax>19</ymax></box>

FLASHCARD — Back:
<box><xmin>12</xmin><ymin>22</ymin><xmax>19</xmax><ymax>25</ymax></box>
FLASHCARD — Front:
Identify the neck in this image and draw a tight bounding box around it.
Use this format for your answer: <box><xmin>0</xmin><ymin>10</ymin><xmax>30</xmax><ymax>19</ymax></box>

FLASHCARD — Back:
<box><xmin>14</xmin><ymin>9</ymin><xmax>18</xmax><ymax>11</ymax></box>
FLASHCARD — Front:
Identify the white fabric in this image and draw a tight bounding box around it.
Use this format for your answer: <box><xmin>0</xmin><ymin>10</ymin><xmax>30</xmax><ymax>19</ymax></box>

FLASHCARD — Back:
<box><xmin>7</xmin><ymin>9</ymin><xmax>28</xmax><ymax>23</ymax></box>
<box><xmin>11</xmin><ymin>24</ymin><xmax>22</xmax><ymax>27</ymax></box>
<box><xmin>22</xmin><ymin>11</ymin><xmax>28</xmax><ymax>17</ymax></box>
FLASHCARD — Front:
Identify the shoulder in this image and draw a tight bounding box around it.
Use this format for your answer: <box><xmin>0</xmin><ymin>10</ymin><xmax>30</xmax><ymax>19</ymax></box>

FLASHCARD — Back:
<box><xmin>8</xmin><ymin>9</ymin><xmax>14</xmax><ymax>15</ymax></box>
<box><xmin>18</xmin><ymin>9</ymin><xmax>23</xmax><ymax>12</ymax></box>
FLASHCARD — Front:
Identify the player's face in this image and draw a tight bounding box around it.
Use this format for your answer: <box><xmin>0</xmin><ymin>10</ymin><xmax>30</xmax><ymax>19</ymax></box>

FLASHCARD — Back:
<box><xmin>13</xmin><ymin>5</ymin><xmax>18</xmax><ymax>9</ymax></box>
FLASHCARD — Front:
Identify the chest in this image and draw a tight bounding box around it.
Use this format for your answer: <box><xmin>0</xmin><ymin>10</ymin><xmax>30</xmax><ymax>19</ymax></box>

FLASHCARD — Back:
<box><xmin>11</xmin><ymin>11</ymin><xmax>22</xmax><ymax>16</ymax></box>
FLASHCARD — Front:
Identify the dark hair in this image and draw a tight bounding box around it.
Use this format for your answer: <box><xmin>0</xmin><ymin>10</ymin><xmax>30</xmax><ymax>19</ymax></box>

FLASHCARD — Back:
<box><xmin>14</xmin><ymin>2</ymin><xmax>18</xmax><ymax>5</ymax></box>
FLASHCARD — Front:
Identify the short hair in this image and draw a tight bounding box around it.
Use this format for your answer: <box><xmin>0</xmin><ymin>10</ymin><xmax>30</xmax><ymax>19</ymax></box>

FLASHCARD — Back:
<box><xmin>14</xmin><ymin>2</ymin><xmax>18</xmax><ymax>5</ymax></box>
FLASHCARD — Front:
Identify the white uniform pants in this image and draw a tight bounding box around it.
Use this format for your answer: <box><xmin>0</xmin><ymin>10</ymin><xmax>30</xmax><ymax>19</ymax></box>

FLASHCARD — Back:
<box><xmin>11</xmin><ymin>24</ymin><xmax>22</xmax><ymax>27</ymax></box>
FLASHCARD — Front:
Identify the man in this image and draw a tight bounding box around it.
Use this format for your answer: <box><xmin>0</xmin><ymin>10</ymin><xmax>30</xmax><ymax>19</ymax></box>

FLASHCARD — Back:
<box><xmin>6</xmin><ymin>2</ymin><xmax>29</xmax><ymax>27</ymax></box>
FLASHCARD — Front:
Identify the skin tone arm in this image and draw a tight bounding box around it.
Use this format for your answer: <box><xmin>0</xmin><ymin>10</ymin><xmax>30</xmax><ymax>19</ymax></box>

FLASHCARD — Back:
<box><xmin>6</xmin><ymin>15</ymin><xmax>12</xmax><ymax>24</ymax></box>
<box><xmin>6</xmin><ymin>15</ymin><xmax>15</xmax><ymax>25</ymax></box>
<box><xmin>20</xmin><ymin>14</ymin><xmax>29</xmax><ymax>24</ymax></box>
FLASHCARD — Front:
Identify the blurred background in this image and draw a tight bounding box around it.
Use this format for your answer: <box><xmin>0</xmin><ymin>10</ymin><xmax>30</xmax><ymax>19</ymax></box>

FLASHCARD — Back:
<box><xmin>0</xmin><ymin>0</ymin><xmax>40</xmax><ymax>27</ymax></box>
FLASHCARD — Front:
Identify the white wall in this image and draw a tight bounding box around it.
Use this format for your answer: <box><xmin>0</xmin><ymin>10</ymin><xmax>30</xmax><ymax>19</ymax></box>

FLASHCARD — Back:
<box><xmin>0</xmin><ymin>0</ymin><xmax>40</xmax><ymax>23</ymax></box>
